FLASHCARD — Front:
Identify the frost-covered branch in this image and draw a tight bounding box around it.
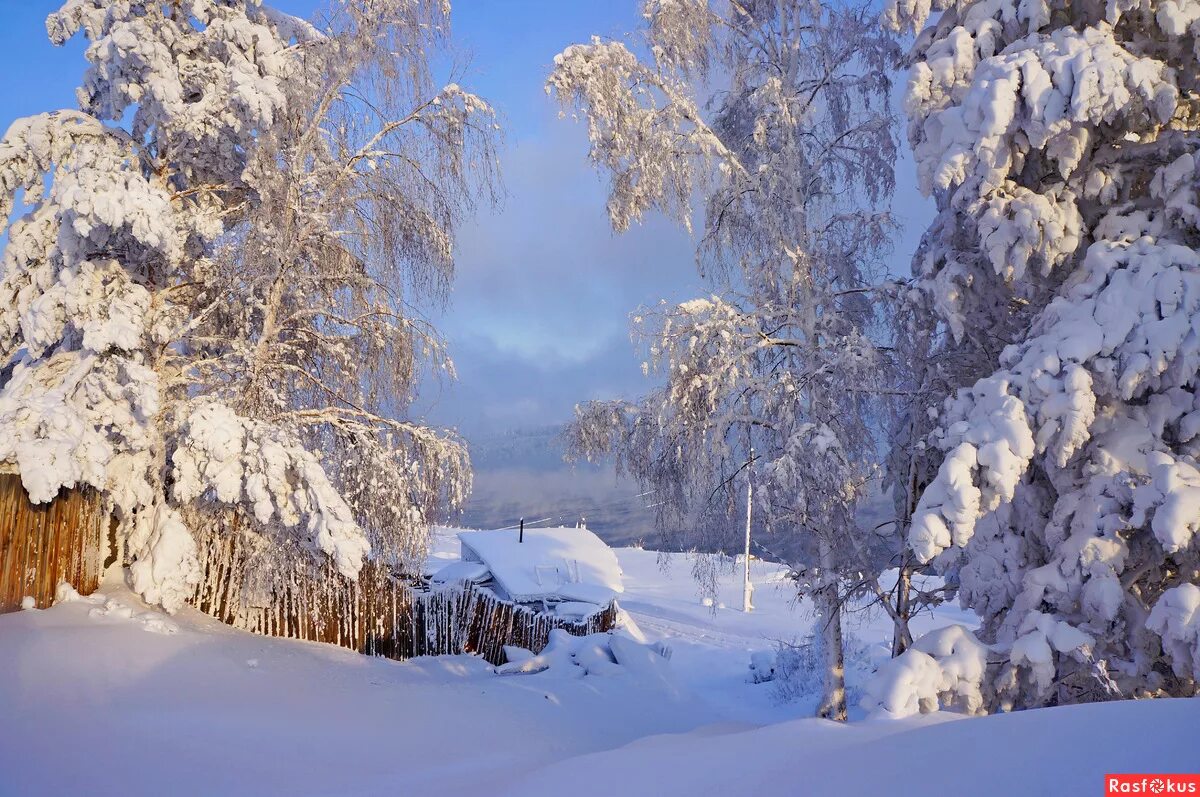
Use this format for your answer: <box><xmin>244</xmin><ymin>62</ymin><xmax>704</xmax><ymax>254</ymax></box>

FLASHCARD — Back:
<box><xmin>555</xmin><ymin>0</ymin><xmax>902</xmax><ymax>721</ymax></box>
<box><xmin>0</xmin><ymin>0</ymin><xmax>498</xmax><ymax>610</ymax></box>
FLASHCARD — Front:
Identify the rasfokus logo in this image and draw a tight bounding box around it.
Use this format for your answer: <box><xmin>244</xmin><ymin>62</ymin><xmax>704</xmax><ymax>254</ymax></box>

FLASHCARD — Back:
<box><xmin>1106</xmin><ymin>775</ymin><xmax>1200</xmax><ymax>794</ymax></box>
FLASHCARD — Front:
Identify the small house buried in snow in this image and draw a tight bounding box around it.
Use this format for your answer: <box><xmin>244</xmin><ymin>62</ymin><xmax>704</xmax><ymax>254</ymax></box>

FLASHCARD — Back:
<box><xmin>433</xmin><ymin>526</ymin><xmax>623</xmax><ymax>620</ymax></box>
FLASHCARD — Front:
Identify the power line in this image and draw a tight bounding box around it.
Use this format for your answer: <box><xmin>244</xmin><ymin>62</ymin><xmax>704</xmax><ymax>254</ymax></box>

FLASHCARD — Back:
<box><xmin>484</xmin><ymin>489</ymin><xmax>659</xmax><ymax>532</ymax></box>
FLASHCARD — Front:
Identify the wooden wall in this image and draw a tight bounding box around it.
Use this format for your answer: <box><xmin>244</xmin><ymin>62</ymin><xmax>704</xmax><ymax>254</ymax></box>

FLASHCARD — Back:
<box><xmin>0</xmin><ymin>474</ymin><xmax>108</xmax><ymax>613</ymax></box>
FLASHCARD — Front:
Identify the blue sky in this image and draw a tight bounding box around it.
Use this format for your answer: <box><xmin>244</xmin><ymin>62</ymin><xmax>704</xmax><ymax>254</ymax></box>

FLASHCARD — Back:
<box><xmin>0</xmin><ymin>0</ymin><xmax>932</xmax><ymax>456</ymax></box>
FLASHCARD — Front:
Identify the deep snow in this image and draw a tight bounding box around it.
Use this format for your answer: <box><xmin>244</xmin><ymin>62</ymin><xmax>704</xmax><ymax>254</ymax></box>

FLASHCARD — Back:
<box><xmin>0</xmin><ymin>531</ymin><xmax>1194</xmax><ymax>796</ymax></box>
<box><xmin>454</xmin><ymin>525</ymin><xmax>623</xmax><ymax>605</ymax></box>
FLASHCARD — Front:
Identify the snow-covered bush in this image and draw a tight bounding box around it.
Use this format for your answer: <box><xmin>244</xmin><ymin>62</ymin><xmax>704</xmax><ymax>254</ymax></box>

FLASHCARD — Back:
<box><xmin>748</xmin><ymin>650</ymin><xmax>777</xmax><ymax>684</ymax></box>
<box><xmin>863</xmin><ymin>648</ymin><xmax>943</xmax><ymax>718</ymax></box>
<box><xmin>1147</xmin><ymin>584</ymin><xmax>1200</xmax><ymax>682</ymax></box>
<box><xmin>770</xmin><ymin>632</ymin><xmax>875</xmax><ymax>710</ymax></box>
<box><xmin>889</xmin><ymin>0</ymin><xmax>1200</xmax><ymax>705</ymax></box>
<box><xmin>0</xmin><ymin>1</ymin><xmax>497</xmax><ymax>611</ymax></box>
<box><xmin>863</xmin><ymin>625</ymin><xmax>989</xmax><ymax>718</ymax></box>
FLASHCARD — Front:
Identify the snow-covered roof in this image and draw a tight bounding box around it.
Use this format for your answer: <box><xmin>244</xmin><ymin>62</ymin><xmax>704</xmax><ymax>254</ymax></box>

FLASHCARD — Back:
<box><xmin>457</xmin><ymin>527</ymin><xmax>623</xmax><ymax>605</ymax></box>
<box><xmin>429</xmin><ymin>560</ymin><xmax>491</xmax><ymax>587</ymax></box>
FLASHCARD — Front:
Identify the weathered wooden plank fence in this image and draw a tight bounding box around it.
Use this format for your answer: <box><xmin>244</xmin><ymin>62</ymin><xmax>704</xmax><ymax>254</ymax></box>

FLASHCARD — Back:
<box><xmin>0</xmin><ymin>473</ymin><xmax>108</xmax><ymax>613</ymax></box>
<box><xmin>0</xmin><ymin>479</ymin><xmax>618</xmax><ymax>663</ymax></box>
<box><xmin>190</xmin><ymin>525</ymin><xmax>617</xmax><ymax>665</ymax></box>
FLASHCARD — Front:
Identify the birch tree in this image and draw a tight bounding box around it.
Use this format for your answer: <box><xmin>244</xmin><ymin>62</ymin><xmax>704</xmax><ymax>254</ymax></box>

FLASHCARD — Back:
<box><xmin>551</xmin><ymin>0</ymin><xmax>900</xmax><ymax>720</ymax></box>
<box><xmin>0</xmin><ymin>0</ymin><xmax>497</xmax><ymax>610</ymax></box>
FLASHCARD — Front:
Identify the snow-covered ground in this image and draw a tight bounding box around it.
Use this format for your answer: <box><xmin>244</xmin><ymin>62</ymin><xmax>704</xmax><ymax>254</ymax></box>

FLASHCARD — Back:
<box><xmin>0</xmin><ymin>530</ymin><xmax>1194</xmax><ymax>796</ymax></box>
<box><xmin>429</xmin><ymin>526</ymin><xmax>976</xmax><ymax>723</ymax></box>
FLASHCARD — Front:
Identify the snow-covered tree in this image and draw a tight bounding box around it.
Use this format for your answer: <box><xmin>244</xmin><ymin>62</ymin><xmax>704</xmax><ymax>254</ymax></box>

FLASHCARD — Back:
<box><xmin>551</xmin><ymin>0</ymin><xmax>900</xmax><ymax>720</ymax></box>
<box><xmin>0</xmin><ymin>0</ymin><xmax>497</xmax><ymax>611</ymax></box>
<box><xmin>887</xmin><ymin>0</ymin><xmax>1200</xmax><ymax>707</ymax></box>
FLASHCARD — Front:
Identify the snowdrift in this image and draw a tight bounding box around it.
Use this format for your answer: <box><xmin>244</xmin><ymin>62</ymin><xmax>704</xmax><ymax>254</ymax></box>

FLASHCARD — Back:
<box><xmin>500</xmin><ymin>698</ymin><xmax>1200</xmax><ymax>797</ymax></box>
<box><xmin>2</xmin><ymin>564</ymin><xmax>1195</xmax><ymax>796</ymax></box>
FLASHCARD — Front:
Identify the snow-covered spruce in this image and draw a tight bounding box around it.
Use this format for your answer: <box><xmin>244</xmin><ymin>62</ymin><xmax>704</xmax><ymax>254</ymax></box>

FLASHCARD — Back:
<box><xmin>863</xmin><ymin>624</ymin><xmax>988</xmax><ymax>718</ymax></box>
<box><xmin>0</xmin><ymin>1</ymin><xmax>497</xmax><ymax>611</ymax></box>
<box><xmin>550</xmin><ymin>0</ymin><xmax>901</xmax><ymax>720</ymax></box>
<box><xmin>889</xmin><ymin>0</ymin><xmax>1200</xmax><ymax>707</ymax></box>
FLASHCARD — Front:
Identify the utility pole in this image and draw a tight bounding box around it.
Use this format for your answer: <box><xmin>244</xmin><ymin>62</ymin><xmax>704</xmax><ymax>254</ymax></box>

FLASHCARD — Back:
<box><xmin>743</xmin><ymin>447</ymin><xmax>754</xmax><ymax>612</ymax></box>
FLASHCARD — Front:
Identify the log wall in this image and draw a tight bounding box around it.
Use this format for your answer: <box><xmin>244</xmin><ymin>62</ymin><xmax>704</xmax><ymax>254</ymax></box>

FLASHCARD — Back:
<box><xmin>0</xmin><ymin>474</ymin><xmax>108</xmax><ymax>613</ymax></box>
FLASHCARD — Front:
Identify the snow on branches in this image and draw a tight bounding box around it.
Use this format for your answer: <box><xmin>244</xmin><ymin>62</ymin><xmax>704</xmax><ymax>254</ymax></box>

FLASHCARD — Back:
<box><xmin>547</xmin><ymin>36</ymin><xmax>726</xmax><ymax>234</ymax></box>
<box><xmin>554</xmin><ymin>0</ymin><xmax>901</xmax><ymax>721</ymax></box>
<box><xmin>892</xmin><ymin>0</ymin><xmax>1200</xmax><ymax>705</ymax></box>
<box><xmin>864</xmin><ymin>624</ymin><xmax>989</xmax><ymax>717</ymax></box>
<box><xmin>0</xmin><ymin>1</ymin><xmax>497</xmax><ymax>610</ymax></box>
<box><xmin>171</xmin><ymin>402</ymin><xmax>367</xmax><ymax>578</ymax></box>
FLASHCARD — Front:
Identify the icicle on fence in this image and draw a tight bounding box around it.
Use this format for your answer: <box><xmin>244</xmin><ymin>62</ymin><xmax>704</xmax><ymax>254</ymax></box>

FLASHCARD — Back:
<box><xmin>0</xmin><ymin>473</ymin><xmax>108</xmax><ymax>613</ymax></box>
<box><xmin>190</xmin><ymin>526</ymin><xmax>618</xmax><ymax>665</ymax></box>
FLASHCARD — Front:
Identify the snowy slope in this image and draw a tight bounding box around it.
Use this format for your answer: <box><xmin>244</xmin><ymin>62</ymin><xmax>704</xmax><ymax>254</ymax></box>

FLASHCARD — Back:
<box><xmin>0</xmin><ymin>536</ymin><xmax>1194</xmax><ymax>796</ymax></box>
<box><xmin>619</xmin><ymin>546</ymin><xmax>981</xmax><ymax>722</ymax></box>
<box><xmin>501</xmin><ymin>698</ymin><xmax>1200</xmax><ymax>797</ymax></box>
<box><xmin>0</xmin><ymin>583</ymin><xmax>720</xmax><ymax>797</ymax></box>
<box><xmin>433</xmin><ymin>527</ymin><xmax>978</xmax><ymax>724</ymax></box>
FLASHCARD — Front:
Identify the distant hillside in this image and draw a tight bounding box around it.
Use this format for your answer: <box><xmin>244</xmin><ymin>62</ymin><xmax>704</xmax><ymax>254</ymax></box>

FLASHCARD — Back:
<box><xmin>450</xmin><ymin>425</ymin><xmax>663</xmax><ymax>548</ymax></box>
<box><xmin>462</xmin><ymin>425</ymin><xmax>575</xmax><ymax>472</ymax></box>
<box><xmin>449</xmin><ymin>425</ymin><xmax>900</xmax><ymax>563</ymax></box>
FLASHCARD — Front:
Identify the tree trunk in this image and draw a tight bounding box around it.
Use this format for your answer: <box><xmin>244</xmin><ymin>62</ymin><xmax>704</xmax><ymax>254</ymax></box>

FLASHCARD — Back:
<box><xmin>891</xmin><ymin>557</ymin><xmax>914</xmax><ymax>657</ymax></box>
<box><xmin>816</xmin><ymin>534</ymin><xmax>847</xmax><ymax>721</ymax></box>
<box><xmin>891</xmin><ymin>457</ymin><xmax>920</xmax><ymax>657</ymax></box>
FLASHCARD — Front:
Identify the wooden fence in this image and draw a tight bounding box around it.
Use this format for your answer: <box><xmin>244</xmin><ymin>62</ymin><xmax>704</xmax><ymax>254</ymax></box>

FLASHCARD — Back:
<box><xmin>190</xmin><ymin>525</ymin><xmax>618</xmax><ymax>665</ymax></box>
<box><xmin>0</xmin><ymin>474</ymin><xmax>108</xmax><ymax>613</ymax></box>
<box><xmin>0</xmin><ymin>480</ymin><xmax>618</xmax><ymax>663</ymax></box>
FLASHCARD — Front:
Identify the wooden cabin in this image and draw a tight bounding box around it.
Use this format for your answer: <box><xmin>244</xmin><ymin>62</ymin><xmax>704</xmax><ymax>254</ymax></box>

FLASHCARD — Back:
<box><xmin>431</xmin><ymin>526</ymin><xmax>623</xmax><ymax>620</ymax></box>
